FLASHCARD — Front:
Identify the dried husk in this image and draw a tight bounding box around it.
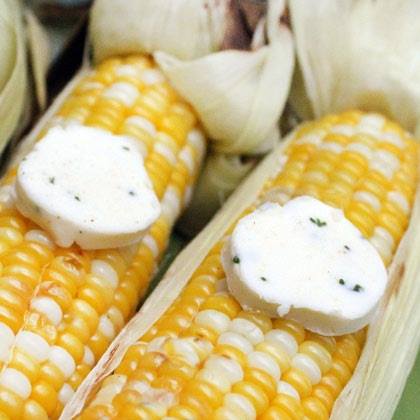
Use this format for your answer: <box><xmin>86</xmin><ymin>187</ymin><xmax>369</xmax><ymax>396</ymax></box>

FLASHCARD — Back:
<box><xmin>59</xmin><ymin>124</ymin><xmax>420</xmax><ymax>418</ymax></box>
<box><xmin>0</xmin><ymin>0</ymin><xmax>27</xmax><ymax>154</ymax></box>
<box><xmin>289</xmin><ymin>0</ymin><xmax>420</xmax><ymax>135</ymax></box>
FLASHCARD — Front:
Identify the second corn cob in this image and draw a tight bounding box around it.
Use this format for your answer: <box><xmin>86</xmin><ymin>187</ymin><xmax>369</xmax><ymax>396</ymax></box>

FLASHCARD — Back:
<box><xmin>0</xmin><ymin>54</ymin><xmax>205</xmax><ymax>419</ymax></box>
<box><xmin>76</xmin><ymin>110</ymin><xmax>417</xmax><ymax>419</ymax></box>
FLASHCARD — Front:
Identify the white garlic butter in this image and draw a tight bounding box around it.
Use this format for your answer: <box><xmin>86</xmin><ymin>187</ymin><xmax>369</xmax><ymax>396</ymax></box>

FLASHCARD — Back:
<box><xmin>15</xmin><ymin>126</ymin><xmax>161</xmax><ymax>249</ymax></box>
<box><xmin>222</xmin><ymin>196</ymin><xmax>387</xmax><ymax>336</ymax></box>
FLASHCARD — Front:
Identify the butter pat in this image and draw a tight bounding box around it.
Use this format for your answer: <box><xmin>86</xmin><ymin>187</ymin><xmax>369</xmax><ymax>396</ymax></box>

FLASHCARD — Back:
<box><xmin>222</xmin><ymin>196</ymin><xmax>387</xmax><ymax>335</ymax></box>
<box><xmin>15</xmin><ymin>126</ymin><xmax>160</xmax><ymax>249</ymax></box>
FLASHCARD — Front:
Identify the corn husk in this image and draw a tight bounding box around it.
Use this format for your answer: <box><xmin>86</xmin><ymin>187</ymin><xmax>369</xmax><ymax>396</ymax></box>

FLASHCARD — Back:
<box><xmin>60</xmin><ymin>129</ymin><xmax>420</xmax><ymax>419</ymax></box>
<box><xmin>0</xmin><ymin>0</ymin><xmax>27</xmax><ymax>154</ymax></box>
<box><xmin>178</xmin><ymin>153</ymin><xmax>255</xmax><ymax>236</ymax></box>
<box><xmin>289</xmin><ymin>0</ymin><xmax>420</xmax><ymax>135</ymax></box>
<box><xmin>25</xmin><ymin>9</ymin><xmax>50</xmax><ymax>111</ymax></box>
<box><xmin>155</xmin><ymin>0</ymin><xmax>293</xmax><ymax>155</ymax></box>
<box><xmin>90</xmin><ymin>0</ymin><xmax>228</xmax><ymax>62</ymax></box>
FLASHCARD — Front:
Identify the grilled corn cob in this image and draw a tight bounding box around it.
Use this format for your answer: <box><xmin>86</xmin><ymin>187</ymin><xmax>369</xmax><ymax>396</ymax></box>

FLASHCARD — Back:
<box><xmin>0</xmin><ymin>54</ymin><xmax>205</xmax><ymax>419</ymax></box>
<box><xmin>77</xmin><ymin>110</ymin><xmax>417</xmax><ymax>419</ymax></box>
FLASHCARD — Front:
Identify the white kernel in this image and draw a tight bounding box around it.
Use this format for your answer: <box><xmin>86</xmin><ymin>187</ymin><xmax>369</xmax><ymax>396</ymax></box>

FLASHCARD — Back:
<box><xmin>161</xmin><ymin>187</ymin><xmax>181</xmax><ymax>223</ymax></box>
<box><xmin>375</xmin><ymin>150</ymin><xmax>400</xmax><ymax>171</ymax></box>
<box><xmin>277</xmin><ymin>380</ymin><xmax>300</xmax><ymax>400</ymax></box>
<box><xmin>353</xmin><ymin>191</ymin><xmax>381</xmax><ymax>211</ymax></box>
<box><xmin>373</xmin><ymin>226</ymin><xmax>395</xmax><ymax>247</ymax></box>
<box><xmin>224</xmin><ymin>393</ymin><xmax>256</xmax><ymax>419</ymax></box>
<box><xmin>346</xmin><ymin>142</ymin><xmax>372</xmax><ymax>160</ymax></box>
<box><xmin>99</xmin><ymin>315</ymin><xmax>116</xmax><ymax>339</ymax></box>
<box><xmin>187</xmin><ymin>129</ymin><xmax>206</xmax><ymax>159</ymax></box>
<box><xmin>330</xmin><ymin>125</ymin><xmax>354</xmax><ymax>136</ymax></box>
<box><xmin>106</xmin><ymin>306</ymin><xmax>125</xmax><ymax>330</ymax></box>
<box><xmin>358</xmin><ymin>114</ymin><xmax>385</xmax><ymax>131</ymax></box>
<box><xmin>30</xmin><ymin>297</ymin><xmax>63</xmax><ymax>326</ymax></box>
<box><xmin>0</xmin><ymin>323</ymin><xmax>14</xmax><ymax>362</ymax></box>
<box><xmin>179</xmin><ymin>148</ymin><xmax>195</xmax><ymax>173</ymax></box>
<box><xmin>91</xmin><ymin>374</ymin><xmax>127</xmax><ymax>406</ymax></box>
<box><xmin>143</xmin><ymin>402</ymin><xmax>167</xmax><ymax>416</ymax></box>
<box><xmin>265</xmin><ymin>330</ymin><xmax>298</xmax><ymax>357</ymax></box>
<box><xmin>195</xmin><ymin>310</ymin><xmax>231</xmax><ymax>334</ymax></box>
<box><xmin>49</xmin><ymin>346</ymin><xmax>76</xmax><ymax>379</ymax></box>
<box><xmin>15</xmin><ymin>331</ymin><xmax>50</xmax><ymax>362</ymax></box>
<box><xmin>169</xmin><ymin>339</ymin><xmax>200</xmax><ymax>366</ymax></box>
<box><xmin>141</xmin><ymin>69</ymin><xmax>165</xmax><ymax>85</ymax></box>
<box><xmin>247</xmin><ymin>351</ymin><xmax>280</xmax><ymax>380</ymax></box>
<box><xmin>320</xmin><ymin>142</ymin><xmax>343</xmax><ymax>154</ymax></box>
<box><xmin>143</xmin><ymin>234</ymin><xmax>159</xmax><ymax>258</ymax></box>
<box><xmin>229</xmin><ymin>318</ymin><xmax>264</xmax><ymax>345</ymax></box>
<box><xmin>218</xmin><ymin>332</ymin><xmax>253</xmax><ymax>354</ymax></box>
<box><xmin>155</xmin><ymin>143</ymin><xmax>177</xmax><ymax>166</ymax></box>
<box><xmin>369</xmin><ymin>235</ymin><xmax>393</xmax><ymax>262</ymax></box>
<box><xmin>388</xmin><ymin>191</ymin><xmax>410</xmax><ymax>214</ymax></box>
<box><xmin>115</xmin><ymin>65</ymin><xmax>141</xmax><ymax>78</ymax></box>
<box><xmin>103</xmin><ymin>82</ymin><xmax>139</xmax><ymax>107</ymax></box>
<box><xmin>0</xmin><ymin>368</ymin><xmax>31</xmax><ymax>399</ymax></box>
<box><xmin>205</xmin><ymin>355</ymin><xmax>244</xmax><ymax>384</ymax></box>
<box><xmin>196</xmin><ymin>368</ymin><xmax>231</xmax><ymax>394</ymax></box>
<box><xmin>125</xmin><ymin>116</ymin><xmax>157</xmax><ymax>136</ymax></box>
<box><xmin>370</xmin><ymin>160</ymin><xmax>395</xmax><ymax>180</ymax></box>
<box><xmin>296</xmin><ymin>133</ymin><xmax>323</xmax><ymax>145</ymax></box>
<box><xmin>58</xmin><ymin>383</ymin><xmax>74</xmax><ymax>404</ymax></box>
<box><xmin>24</xmin><ymin>229</ymin><xmax>54</xmax><ymax>248</ymax></box>
<box><xmin>382</xmin><ymin>131</ymin><xmax>404</xmax><ymax>148</ymax></box>
<box><xmin>91</xmin><ymin>260</ymin><xmax>118</xmax><ymax>289</ymax></box>
<box><xmin>292</xmin><ymin>353</ymin><xmax>322</xmax><ymax>384</ymax></box>
<box><xmin>83</xmin><ymin>346</ymin><xmax>95</xmax><ymax>366</ymax></box>
<box><xmin>147</xmin><ymin>336</ymin><xmax>168</xmax><ymax>352</ymax></box>
<box><xmin>77</xmin><ymin>81</ymin><xmax>104</xmax><ymax>92</ymax></box>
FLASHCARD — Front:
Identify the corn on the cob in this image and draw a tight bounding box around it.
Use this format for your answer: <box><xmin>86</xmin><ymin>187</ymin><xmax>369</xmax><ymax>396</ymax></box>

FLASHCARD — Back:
<box><xmin>77</xmin><ymin>110</ymin><xmax>417</xmax><ymax>420</ymax></box>
<box><xmin>0</xmin><ymin>54</ymin><xmax>205</xmax><ymax>419</ymax></box>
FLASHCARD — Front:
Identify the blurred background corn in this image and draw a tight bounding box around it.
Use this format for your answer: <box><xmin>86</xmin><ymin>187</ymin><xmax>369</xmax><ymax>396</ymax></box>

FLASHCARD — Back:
<box><xmin>78</xmin><ymin>110</ymin><xmax>417</xmax><ymax>420</ymax></box>
<box><xmin>0</xmin><ymin>54</ymin><xmax>205</xmax><ymax>419</ymax></box>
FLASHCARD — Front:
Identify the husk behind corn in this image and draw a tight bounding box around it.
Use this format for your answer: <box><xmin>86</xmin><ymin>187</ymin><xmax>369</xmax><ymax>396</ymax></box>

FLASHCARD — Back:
<box><xmin>0</xmin><ymin>0</ymin><xmax>27</xmax><ymax>154</ymax></box>
<box><xmin>289</xmin><ymin>0</ymin><xmax>420</xmax><ymax>135</ymax></box>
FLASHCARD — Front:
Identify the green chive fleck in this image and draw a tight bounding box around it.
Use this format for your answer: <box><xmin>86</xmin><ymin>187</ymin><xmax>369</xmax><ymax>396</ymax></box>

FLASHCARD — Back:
<box><xmin>49</xmin><ymin>177</ymin><xmax>55</xmax><ymax>184</ymax></box>
<box><xmin>310</xmin><ymin>217</ymin><xmax>327</xmax><ymax>227</ymax></box>
<box><xmin>129</xmin><ymin>190</ymin><xmax>136</xmax><ymax>196</ymax></box>
<box><xmin>74</xmin><ymin>195</ymin><xmax>81</xmax><ymax>201</ymax></box>
<box><xmin>353</xmin><ymin>284</ymin><xmax>363</xmax><ymax>292</ymax></box>
<box><xmin>122</xmin><ymin>146</ymin><xmax>130</xmax><ymax>151</ymax></box>
<box><xmin>339</xmin><ymin>278</ymin><xmax>345</xmax><ymax>285</ymax></box>
<box><xmin>260</xmin><ymin>277</ymin><xmax>267</xmax><ymax>282</ymax></box>
<box><xmin>232</xmin><ymin>256</ymin><xmax>240</xmax><ymax>264</ymax></box>
<box><xmin>344</xmin><ymin>245</ymin><xmax>350</xmax><ymax>251</ymax></box>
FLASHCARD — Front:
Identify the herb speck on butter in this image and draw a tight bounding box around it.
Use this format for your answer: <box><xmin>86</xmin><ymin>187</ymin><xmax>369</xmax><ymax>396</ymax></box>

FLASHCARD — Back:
<box><xmin>74</xmin><ymin>195</ymin><xmax>81</xmax><ymax>201</ymax></box>
<box><xmin>338</xmin><ymin>278</ymin><xmax>345</xmax><ymax>285</ymax></box>
<box><xmin>260</xmin><ymin>277</ymin><xmax>267</xmax><ymax>282</ymax></box>
<box><xmin>129</xmin><ymin>190</ymin><xmax>136</xmax><ymax>196</ymax></box>
<box><xmin>232</xmin><ymin>256</ymin><xmax>240</xmax><ymax>264</ymax></box>
<box><xmin>122</xmin><ymin>146</ymin><xmax>130</xmax><ymax>151</ymax></box>
<box><xmin>344</xmin><ymin>245</ymin><xmax>350</xmax><ymax>251</ymax></box>
<box><xmin>49</xmin><ymin>177</ymin><xmax>55</xmax><ymax>184</ymax></box>
<box><xmin>353</xmin><ymin>284</ymin><xmax>363</xmax><ymax>292</ymax></box>
<box><xmin>310</xmin><ymin>217</ymin><xmax>327</xmax><ymax>227</ymax></box>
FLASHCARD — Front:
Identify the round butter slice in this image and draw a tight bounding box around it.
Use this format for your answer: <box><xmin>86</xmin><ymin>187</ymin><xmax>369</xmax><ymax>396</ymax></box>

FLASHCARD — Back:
<box><xmin>222</xmin><ymin>196</ymin><xmax>387</xmax><ymax>336</ymax></box>
<box><xmin>15</xmin><ymin>125</ymin><xmax>161</xmax><ymax>249</ymax></box>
